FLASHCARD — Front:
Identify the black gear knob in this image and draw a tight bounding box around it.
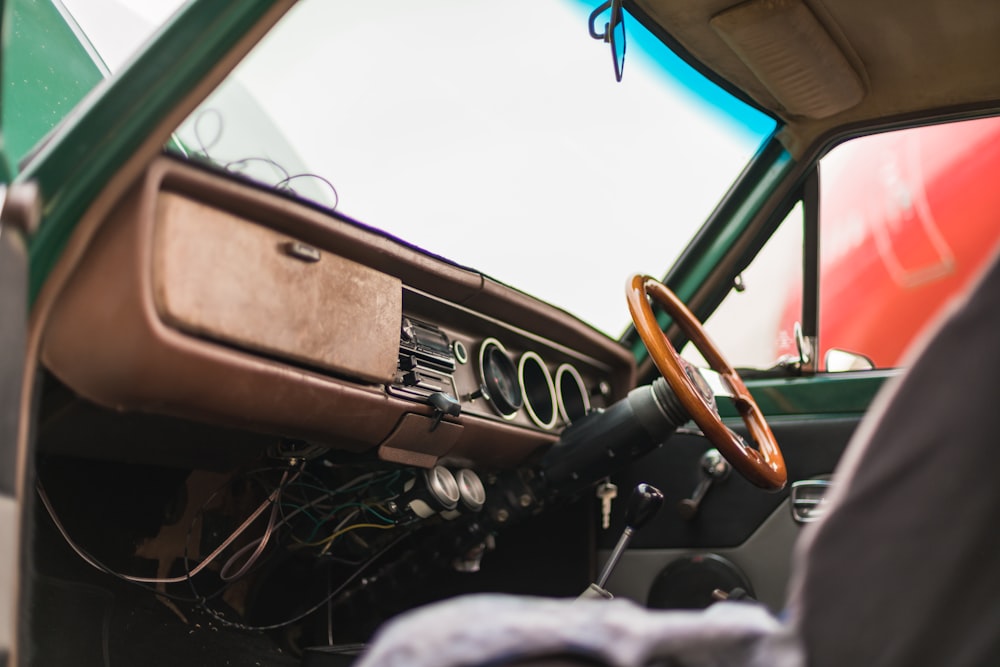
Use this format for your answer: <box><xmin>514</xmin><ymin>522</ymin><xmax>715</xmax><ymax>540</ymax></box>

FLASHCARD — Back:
<box><xmin>625</xmin><ymin>482</ymin><xmax>664</xmax><ymax>530</ymax></box>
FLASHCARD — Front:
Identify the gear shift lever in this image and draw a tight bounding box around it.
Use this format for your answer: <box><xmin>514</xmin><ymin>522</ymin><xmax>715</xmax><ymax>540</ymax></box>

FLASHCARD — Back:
<box><xmin>579</xmin><ymin>483</ymin><xmax>664</xmax><ymax>600</ymax></box>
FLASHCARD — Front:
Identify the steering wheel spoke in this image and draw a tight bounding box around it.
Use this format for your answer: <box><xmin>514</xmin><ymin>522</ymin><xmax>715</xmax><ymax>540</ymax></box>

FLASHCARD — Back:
<box><xmin>626</xmin><ymin>274</ymin><xmax>786</xmax><ymax>490</ymax></box>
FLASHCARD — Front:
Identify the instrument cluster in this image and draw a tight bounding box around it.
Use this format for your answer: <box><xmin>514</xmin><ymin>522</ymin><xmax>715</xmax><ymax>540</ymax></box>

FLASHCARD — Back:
<box><xmin>476</xmin><ymin>337</ymin><xmax>592</xmax><ymax>428</ymax></box>
<box><xmin>389</xmin><ymin>290</ymin><xmax>614</xmax><ymax>434</ymax></box>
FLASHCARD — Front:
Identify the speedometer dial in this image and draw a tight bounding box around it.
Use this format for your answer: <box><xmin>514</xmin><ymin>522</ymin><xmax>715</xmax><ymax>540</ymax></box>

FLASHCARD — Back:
<box><xmin>478</xmin><ymin>338</ymin><xmax>522</xmax><ymax>418</ymax></box>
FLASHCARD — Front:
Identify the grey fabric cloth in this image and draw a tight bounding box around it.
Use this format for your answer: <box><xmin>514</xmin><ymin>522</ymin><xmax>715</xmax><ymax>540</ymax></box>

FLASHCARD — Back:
<box><xmin>785</xmin><ymin>244</ymin><xmax>1000</xmax><ymax>667</ymax></box>
<box><xmin>354</xmin><ymin>594</ymin><xmax>800</xmax><ymax>667</ymax></box>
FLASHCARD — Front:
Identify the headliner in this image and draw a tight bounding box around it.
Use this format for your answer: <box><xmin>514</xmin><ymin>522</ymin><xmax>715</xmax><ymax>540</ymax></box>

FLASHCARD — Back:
<box><xmin>632</xmin><ymin>0</ymin><xmax>1000</xmax><ymax>155</ymax></box>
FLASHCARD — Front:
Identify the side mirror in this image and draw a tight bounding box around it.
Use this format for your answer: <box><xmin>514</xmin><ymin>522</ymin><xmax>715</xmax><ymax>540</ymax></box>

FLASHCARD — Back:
<box><xmin>823</xmin><ymin>348</ymin><xmax>875</xmax><ymax>372</ymax></box>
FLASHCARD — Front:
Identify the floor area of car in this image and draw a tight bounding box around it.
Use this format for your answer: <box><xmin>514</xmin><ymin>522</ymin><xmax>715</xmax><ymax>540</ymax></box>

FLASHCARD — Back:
<box><xmin>30</xmin><ymin>574</ymin><xmax>299</xmax><ymax>667</ymax></box>
<box><xmin>23</xmin><ymin>439</ymin><xmax>592</xmax><ymax>666</ymax></box>
<box><xmin>26</xmin><ymin>457</ymin><xmax>297</xmax><ymax>667</ymax></box>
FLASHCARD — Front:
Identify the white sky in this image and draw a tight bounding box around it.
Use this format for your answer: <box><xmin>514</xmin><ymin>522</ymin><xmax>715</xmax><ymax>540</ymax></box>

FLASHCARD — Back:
<box><xmin>59</xmin><ymin>0</ymin><xmax>187</xmax><ymax>70</ymax></box>
<box><xmin>61</xmin><ymin>0</ymin><xmax>763</xmax><ymax>338</ymax></box>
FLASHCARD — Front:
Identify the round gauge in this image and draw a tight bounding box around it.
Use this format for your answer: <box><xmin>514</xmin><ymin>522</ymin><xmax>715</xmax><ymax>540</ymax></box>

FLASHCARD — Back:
<box><xmin>455</xmin><ymin>469</ymin><xmax>486</xmax><ymax>512</ymax></box>
<box><xmin>519</xmin><ymin>351</ymin><xmax>558</xmax><ymax>429</ymax></box>
<box><xmin>427</xmin><ymin>466</ymin><xmax>460</xmax><ymax>510</ymax></box>
<box><xmin>478</xmin><ymin>338</ymin><xmax>523</xmax><ymax>418</ymax></box>
<box><xmin>556</xmin><ymin>363</ymin><xmax>592</xmax><ymax>424</ymax></box>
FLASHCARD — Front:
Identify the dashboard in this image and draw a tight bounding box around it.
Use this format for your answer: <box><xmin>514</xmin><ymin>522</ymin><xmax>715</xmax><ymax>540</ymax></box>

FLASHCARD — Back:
<box><xmin>39</xmin><ymin>156</ymin><xmax>637</xmax><ymax>471</ymax></box>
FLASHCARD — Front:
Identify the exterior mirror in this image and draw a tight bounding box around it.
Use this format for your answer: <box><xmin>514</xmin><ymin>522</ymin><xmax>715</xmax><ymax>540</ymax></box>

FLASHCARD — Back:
<box><xmin>824</xmin><ymin>348</ymin><xmax>875</xmax><ymax>372</ymax></box>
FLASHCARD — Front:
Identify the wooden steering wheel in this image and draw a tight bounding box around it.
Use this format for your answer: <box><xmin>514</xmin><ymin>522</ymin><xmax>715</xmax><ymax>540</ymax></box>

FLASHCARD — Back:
<box><xmin>626</xmin><ymin>275</ymin><xmax>787</xmax><ymax>490</ymax></box>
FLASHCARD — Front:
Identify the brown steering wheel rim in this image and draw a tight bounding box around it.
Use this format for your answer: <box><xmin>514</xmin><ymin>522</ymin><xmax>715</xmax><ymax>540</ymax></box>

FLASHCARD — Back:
<box><xmin>626</xmin><ymin>274</ymin><xmax>786</xmax><ymax>490</ymax></box>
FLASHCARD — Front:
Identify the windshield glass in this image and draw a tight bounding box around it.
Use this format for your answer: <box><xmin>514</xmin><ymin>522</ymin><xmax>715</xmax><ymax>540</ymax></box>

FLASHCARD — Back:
<box><xmin>171</xmin><ymin>0</ymin><xmax>776</xmax><ymax>337</ymax></box>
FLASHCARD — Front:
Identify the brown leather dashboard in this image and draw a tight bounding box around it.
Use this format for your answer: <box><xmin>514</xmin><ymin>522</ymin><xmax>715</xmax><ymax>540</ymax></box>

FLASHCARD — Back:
<box><xmin>40</xmin><ymin>156</ymin><xmax>637</xmax><ymax>470</ymax></box>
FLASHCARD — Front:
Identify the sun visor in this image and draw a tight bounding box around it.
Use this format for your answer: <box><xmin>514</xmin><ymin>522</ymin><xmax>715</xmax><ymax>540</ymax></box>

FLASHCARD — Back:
<box><xmin>710</xmin><ymin>0</ymin><xmax>864</xmax><ymax>119</ymax></box>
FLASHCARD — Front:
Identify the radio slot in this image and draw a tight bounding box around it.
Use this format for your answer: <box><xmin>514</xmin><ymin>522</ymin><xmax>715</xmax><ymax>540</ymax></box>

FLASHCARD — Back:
<box><xmin>390</xmin><ymin>317</ymin><xmax>459</xmax><ymax>403</ymax></box>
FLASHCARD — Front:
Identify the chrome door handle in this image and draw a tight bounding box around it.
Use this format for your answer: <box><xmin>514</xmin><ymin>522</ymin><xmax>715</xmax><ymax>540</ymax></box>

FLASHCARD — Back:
<box><xmin>790</xmin><ymin>479</ymin><xmax>832</xmax><ymax>524</ymax></box>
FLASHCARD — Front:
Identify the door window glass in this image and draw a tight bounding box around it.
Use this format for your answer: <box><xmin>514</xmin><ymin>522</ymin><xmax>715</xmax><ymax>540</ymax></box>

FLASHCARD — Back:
<box><xmin>696</xmin><ymin>116</ymin><xmax>1000</xmax><ymax>372</ymax></box>
<box><xmin>813</xmin><ymin>116</ymin><xmax>1000</xmax><ymax>368</ymax></box>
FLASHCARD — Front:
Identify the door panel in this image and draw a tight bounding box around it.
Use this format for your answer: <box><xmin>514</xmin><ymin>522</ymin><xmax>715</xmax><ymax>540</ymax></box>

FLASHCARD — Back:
<box><xmin>604</xmin><ymin>415</ymin><xmax>861</xmax><ymax>550</ymax></box>
<box><xmin>602</xmin><ymin>499</ymin><xmax>798</xmax><ymax>611</ymax></box>
<box><xmin>604</xmin><ymin>410</ymin><xmax>869</xmax><ymax>611</ymax></box>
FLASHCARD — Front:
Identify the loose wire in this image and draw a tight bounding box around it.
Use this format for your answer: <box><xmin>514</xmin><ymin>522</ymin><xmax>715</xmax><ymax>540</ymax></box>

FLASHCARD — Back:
<box><xmin>319</xmin><ymin>523</ymin><xmax>396</xmax><ymax>549</ymax></box>
<box><xmin>274</xmin><ymin>172</ymin><xmax>340</xmax><ymax>210</ymax></box>
<box><xmin>186</xmin><ymin>108</ymin><xmax>341</xmax><ymax>211</ymax></box>
<box><xmin>180</xmin><ymin>468</ymin><xmax>399</xmax><ymax>601</ymax></box>
<box><xmin>36</xmin><ymin>469</ymin><xmax>294</xmax><ymax>586</ymax></box>
<box><xmin>196</xmin><ymin>531</ymin><xmax>411</xmax><ymax>632</ymax></box>
<box><xmin>39</xmin><ymin>463</ymin><xmax>401</xmax><ymax>623</ymax></box>
<box><xmin>217</xmin><ymin>469</ymin><xmax>293</xmax><ymax>581</ymax></box>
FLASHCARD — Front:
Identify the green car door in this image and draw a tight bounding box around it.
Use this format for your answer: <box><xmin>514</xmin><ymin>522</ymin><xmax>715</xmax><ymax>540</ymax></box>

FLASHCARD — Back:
<box><xmin>0</xmin><ymin>3</ymin><xmax>294</xmax><ymax>663</ymax></box>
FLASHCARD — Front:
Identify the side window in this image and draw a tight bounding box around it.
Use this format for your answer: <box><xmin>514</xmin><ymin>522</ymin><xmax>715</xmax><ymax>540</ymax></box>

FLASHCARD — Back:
<box><xmin>811</xmin><ymin>116</ymin><xmax>1000</xmax><ymax>368</ymax></box>
<box><xmin>691</xmin><ymin>116</ymin><xmax>1000</xmax><ymax>372</ymax></box>
<box><xmin>682</xmin><ymin>203</ymin><xmax>804</xmax><ymax>370</ymax></box>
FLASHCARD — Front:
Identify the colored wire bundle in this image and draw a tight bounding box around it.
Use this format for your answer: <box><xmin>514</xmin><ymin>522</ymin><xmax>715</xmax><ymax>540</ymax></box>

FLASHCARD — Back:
<box><xmin>37</xmin><ymin>462</ymin><xmax>409</xmax><ymax>629</ymax></box>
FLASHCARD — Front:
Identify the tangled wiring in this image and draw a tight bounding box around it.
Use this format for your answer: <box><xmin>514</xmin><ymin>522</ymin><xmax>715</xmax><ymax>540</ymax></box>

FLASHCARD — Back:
<box><xmin>37</xmin><ymin>461</ymin><xmax>416</xmax><ymax>632</ymax></box>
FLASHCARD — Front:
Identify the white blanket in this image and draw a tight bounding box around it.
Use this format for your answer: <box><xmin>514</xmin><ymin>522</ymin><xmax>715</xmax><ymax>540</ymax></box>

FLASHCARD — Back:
<box><xmin>355</xmin><ymin>594</ymin><xmax>802</xmax><ymax>667</ymax></box>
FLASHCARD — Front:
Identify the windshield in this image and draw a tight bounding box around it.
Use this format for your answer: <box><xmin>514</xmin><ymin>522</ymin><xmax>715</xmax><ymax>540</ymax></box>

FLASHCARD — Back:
<box><xmin>170</xmin><ymin>0</ymin><xmax>775</xmax><ymax>337</ymax></box>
